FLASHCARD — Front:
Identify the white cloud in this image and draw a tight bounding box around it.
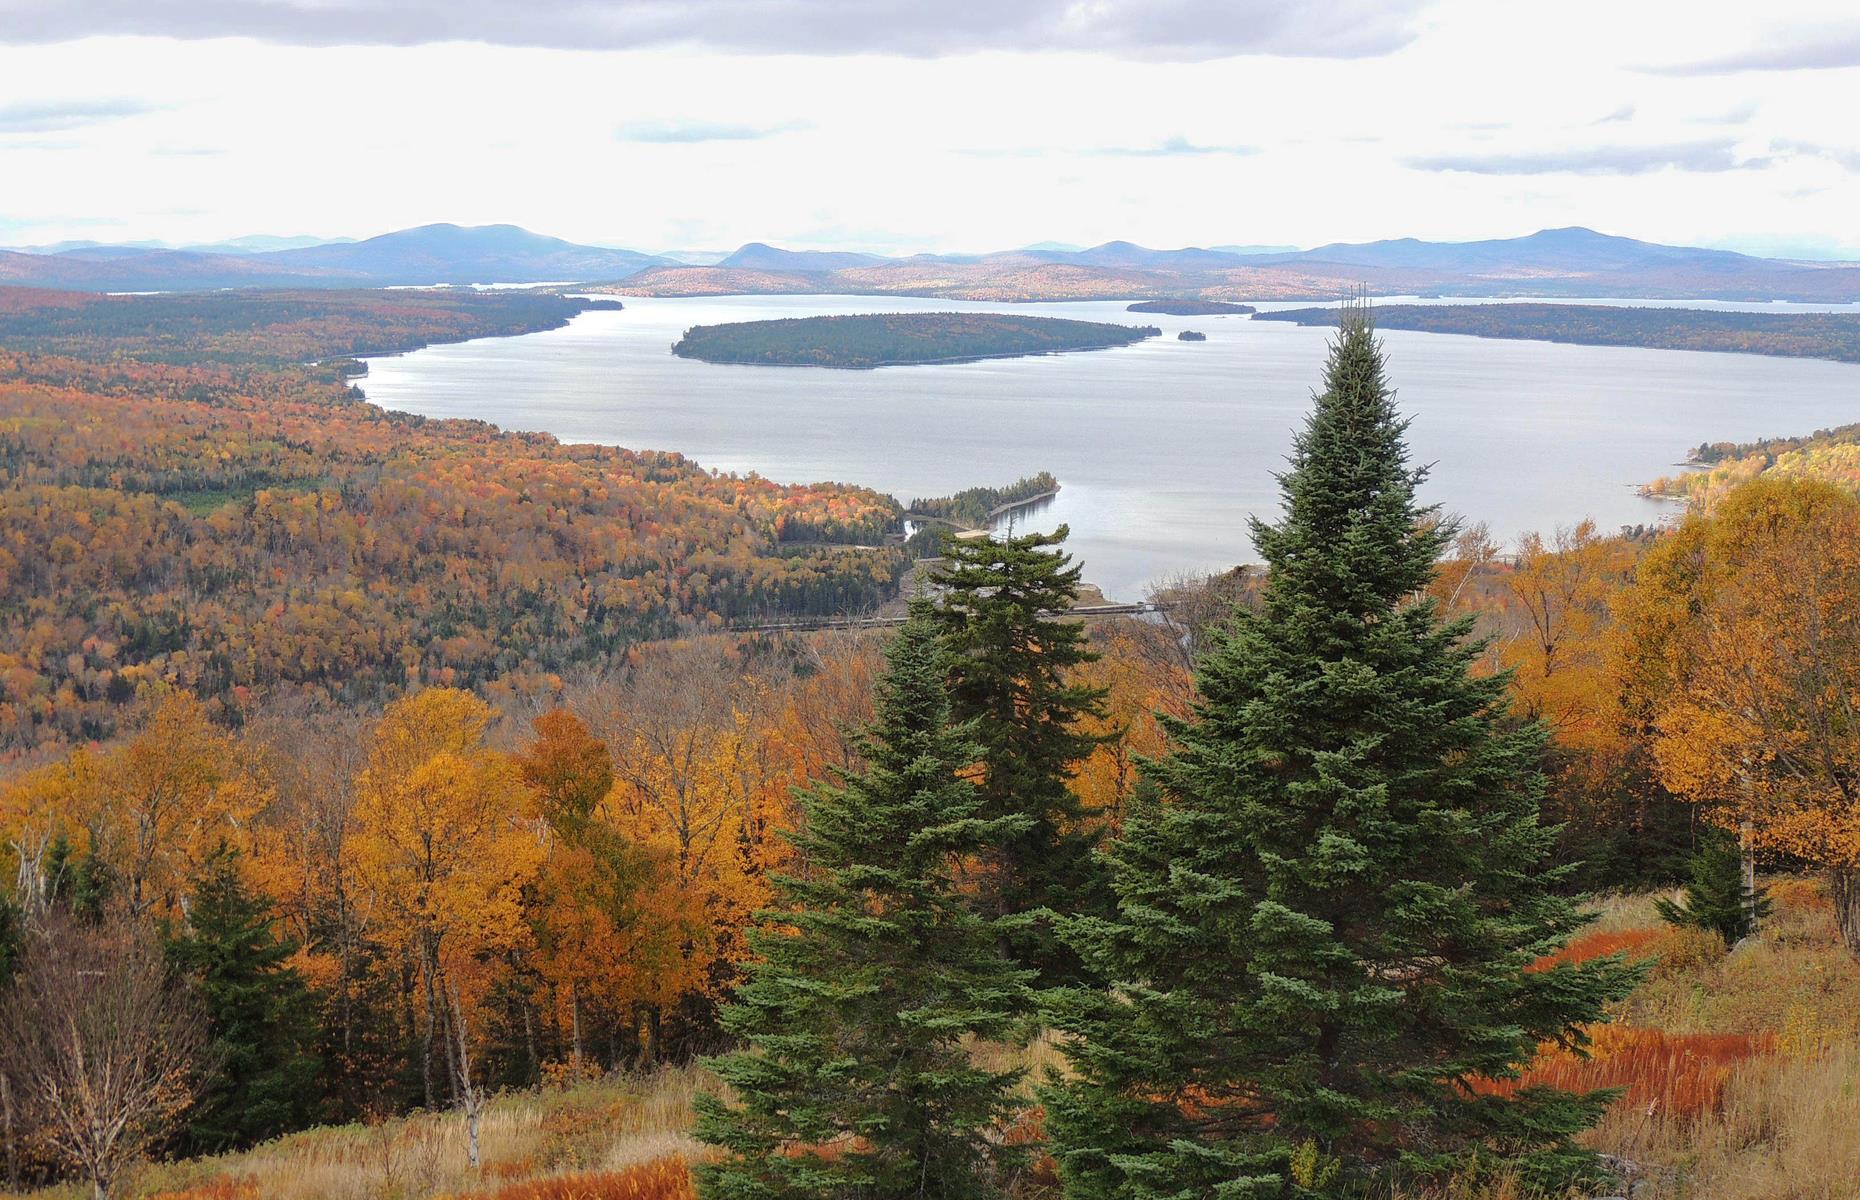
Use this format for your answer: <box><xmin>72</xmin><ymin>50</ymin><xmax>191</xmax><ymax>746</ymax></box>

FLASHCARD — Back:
<box><xmin>0</xmin><ymin>0</ymin><xmax>1856</xmax><ymax>257</ymax></box>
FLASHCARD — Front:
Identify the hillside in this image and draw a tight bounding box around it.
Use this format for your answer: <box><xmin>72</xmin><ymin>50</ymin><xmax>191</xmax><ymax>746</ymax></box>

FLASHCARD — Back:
<box><xmin>0</xmin><ymin>286</ymin><xmax>905</xmax><ymax>753</ymax></box>
<box><xmin>669</xmin><ymin>311</ymin><xmax>1159</xmax><ymax>367</ymax></box>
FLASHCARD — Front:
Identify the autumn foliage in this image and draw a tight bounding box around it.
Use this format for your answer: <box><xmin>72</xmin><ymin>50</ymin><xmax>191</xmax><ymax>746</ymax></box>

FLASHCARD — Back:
<box><xmin>1472</xmin><ymin>1025</ymin><xmax>1774</xmax><ymax>1121</ymax></box>
<box><xmin>444</xmin><ymin>1158</ymin><xmax>697</xmax><ymax>1200</ymax></box>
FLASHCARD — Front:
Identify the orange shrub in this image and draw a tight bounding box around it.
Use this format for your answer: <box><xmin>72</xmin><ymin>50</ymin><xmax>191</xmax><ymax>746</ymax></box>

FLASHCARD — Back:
<box><xmin>446</xmin><ymin>1157</ymin><xmax>695</xmax><ymax>1200</ymax></box>
<box><xmin>146</xmin><ymin>1179</ymin><xmax>261</xmax><ymax>1200</ymax></box>
<box><xmin>1528</xmin><ymin>928</ymin><xmax>1666</xmax><ymax>972</ymax></box>
<box><xmin>1472</xmin><ymin>1025</ymin><xmax>1775</xmax><ymax>1120</ymax></box>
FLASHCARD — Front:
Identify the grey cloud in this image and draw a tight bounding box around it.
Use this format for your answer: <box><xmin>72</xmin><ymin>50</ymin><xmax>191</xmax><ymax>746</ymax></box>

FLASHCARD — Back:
<box><xmin>1593</xmin><ymin>104</ymin><xmax>1634</xmax><ymax>124</ymax></box>
<box><xmin>0</xmin><ymin>97</ymin><xmax>155</xmax><ymax>132</ymax></box>
<box><xmin>1642</xmin><ymin>29</ymin><xmax>1860</xmax><ymax>74</ymax></box>
<box><xmin>616</xmin><ymin>119</ymin><xmax>809</xmax><ymax>143</ymax></box>
<box><xmin>1406</xmin><ymin>139</ymin><xmax>1766</xmax><ymax>176</ymax></box>
<box><xmin>0</xmin><ymin>0</ymin><xmax>1429</xmax><ymax>59</ymax></box>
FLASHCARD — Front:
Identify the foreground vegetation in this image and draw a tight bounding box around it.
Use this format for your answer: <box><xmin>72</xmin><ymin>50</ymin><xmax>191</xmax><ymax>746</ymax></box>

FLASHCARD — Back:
<box><xmin>669</xmin><ymin>313</ymin><xmax>1158</xmax><ymax>368</ymax></box>
<box><xmin>1257</xmin><ymin>302</ymin><xmax>1860</xmax><ymax>366</ymax></box>
<box><xmin>6</xmin><ymin>880</ymin><xmax>1854</xmax><ymax>1200</ymax></box>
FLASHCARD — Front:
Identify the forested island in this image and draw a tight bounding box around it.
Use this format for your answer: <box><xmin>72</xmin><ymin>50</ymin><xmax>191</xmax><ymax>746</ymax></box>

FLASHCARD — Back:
<box><xmin>670</xmin><ymin>311</ymin><xmax>1159</xmax><ymax>368</ymax></box>
<box><xmin>1255</xmin><ymin>302</ymin><xmax>1860</xmax><ymax>366</ymax></box>
<box><xmin>1126</xmin><ymin>299</ymin><xmax>1256</xmax><ymax>315</ymax></box>
<box><xmin>1178</xmin><ymin>330</ymin><xmax>1207</xmax><ymax>341</ymax></box>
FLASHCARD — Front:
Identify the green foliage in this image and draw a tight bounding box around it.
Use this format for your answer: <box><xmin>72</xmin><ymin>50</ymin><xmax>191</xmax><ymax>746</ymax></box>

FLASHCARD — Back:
<box><xmin>931</xmin><ymin>524</ymin><xmax>1110</xmax><ymax>985</ymax></box>
<box><xmin>909</xmin><ymin>472</ymin><xmax>1059</xmax><ymax>530</ymax></box>
<box><xmin>1042</xmin><ymin>305</ymin><xmax>1641</xmax><ymax>1199</ymax></box>
<box><xmin>164</xmin><ymin>847</ymin><xmax>324</xmax><ymax>1153</ymax></box>
<box><xmin>672</xmin><ymin>312</ymin><xmax>1157</xmax><ymax>369</ymax></box>
<box><xmin>1655</xmin><ymin>831</ymin><xmax>1772</xmax><ymax>944</ymax></box>
<box><xmin>695</xmin><ymin>601</ymin><xmax>1035</xmax><ymax>1200</ymax></box>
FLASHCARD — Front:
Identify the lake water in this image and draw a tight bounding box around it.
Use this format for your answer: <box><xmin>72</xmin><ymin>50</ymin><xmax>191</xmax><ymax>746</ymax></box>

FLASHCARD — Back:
<box><xmin>354</xmin><ymin>295</ymin><xmax>1860</xmax><ymax>602</ymax></box>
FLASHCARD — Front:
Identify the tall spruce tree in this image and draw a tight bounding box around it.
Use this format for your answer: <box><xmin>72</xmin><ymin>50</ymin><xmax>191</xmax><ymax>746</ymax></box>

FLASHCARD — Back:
<box><xmin>1042</xmin><ymin>306</ymin><xmax>1641</xmax><ymax>1197</ymax></box>
<box><xmin>165</xmin><ymin>848</ymin><xmax>323</xmax><ymax>1153</ymax></box>
<box><xmin>931</xmin><ymin>524</ymin><xmax>1109</xmax><ymax>983</ymax></box>
<box><xmin>696</xmin><ymin>601</ymin><xmax>1036</xmax><ymax>1200</ymax></box>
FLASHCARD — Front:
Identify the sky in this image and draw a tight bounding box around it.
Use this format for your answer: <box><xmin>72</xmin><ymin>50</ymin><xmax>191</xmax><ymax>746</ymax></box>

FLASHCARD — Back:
<box><xmin>2</xmin><ymin>0</ymin><xmax>1859</xmax><ymax>257</ymax></box>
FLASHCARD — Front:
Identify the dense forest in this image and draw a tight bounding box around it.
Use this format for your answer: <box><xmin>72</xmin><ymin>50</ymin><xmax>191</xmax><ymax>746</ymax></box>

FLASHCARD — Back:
<box><xmin>0</xmin><ymin>289</ymin><xmax>906</xmax><ymax>755</ymax></box>
<box><xmin>5</xmin><ymin>305</ymin><xmax>1860</xmax><ymax>1200</ymax></box>
<box><xmin>906</xmin><ymin>471</ymin><xmax>1059</xmax><ymax>529</ymax></box>
<box><xmin>1256</xmin><ymin>302</ymin><xmax>1860</xmax><ymax>365</ymax></box>
<box><xmin>1125</xmin><ymin>299</ymin><xmax>1255</xmax><ymax>315</ymax></box>
<box><xmin>669</xmin><ymin>312</ymin><xmax>1159</xmax><ymax>368</ymax></box>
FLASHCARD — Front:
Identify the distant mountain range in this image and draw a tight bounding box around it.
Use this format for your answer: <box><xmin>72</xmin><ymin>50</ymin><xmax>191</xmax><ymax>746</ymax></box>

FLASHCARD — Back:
<box><xmin>3</xmin><ymin>223</ymin><xmax>1858</xmax><ymax>303</ymax></box>
<box><xmin>0</xmin><ymin>224</ymin><xmax>672</xmax><ymax>291</ymax></box>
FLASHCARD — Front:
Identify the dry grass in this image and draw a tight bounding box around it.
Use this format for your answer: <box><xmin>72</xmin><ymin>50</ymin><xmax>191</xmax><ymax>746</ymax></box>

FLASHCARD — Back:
<box><xmin>439</xmin><ymin>1157</ymin><xmax>695</xmax><ymax>1200</ymax></box>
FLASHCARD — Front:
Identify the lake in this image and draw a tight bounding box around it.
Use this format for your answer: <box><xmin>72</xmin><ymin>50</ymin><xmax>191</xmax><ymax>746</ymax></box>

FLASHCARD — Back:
<box><xmin>354</xmin><ymin>294</ymin><xmax>1860</xmax><ymax>602</ymax></box>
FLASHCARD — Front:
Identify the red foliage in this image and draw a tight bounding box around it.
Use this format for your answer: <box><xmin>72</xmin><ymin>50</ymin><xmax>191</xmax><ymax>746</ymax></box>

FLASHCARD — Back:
<box><xmin>448</xmin><ymin>1157</ymin><xmax>695</xmax><ymax>1200</ymax></box>
<box><xmin>1527</xmin><ymin>927</ymin><xmax>1665</xmax><ymax>972</ymax></box>
<box><xmin>1471</xmin><ymin>1024</ymin><xmax>1774</xmax><ymax>1119</ymax></box>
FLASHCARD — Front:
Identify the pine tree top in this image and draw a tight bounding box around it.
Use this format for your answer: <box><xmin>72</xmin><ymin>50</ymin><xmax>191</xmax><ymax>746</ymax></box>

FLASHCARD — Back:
<box><xmin>1252</xmin><ymin>302</ymin><xmax>1450</xmax><ymax>625</ymax></box>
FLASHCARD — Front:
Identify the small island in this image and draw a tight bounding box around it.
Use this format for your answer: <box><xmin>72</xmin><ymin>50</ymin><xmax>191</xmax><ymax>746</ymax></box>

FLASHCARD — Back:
<box><xmin>1127</xmin><ymin>299</ymin><xmax>1257</xmax><ymax>316</ymax></box>
<box><xmin>1178</xmin><ymin>330</ymin><xmax>1207</xmax><ymax>342</ymax></box>
<box><xmin>671</xmin><ymin>312</ymin><xmax>1160</xmax><ymax>369</ymax></box>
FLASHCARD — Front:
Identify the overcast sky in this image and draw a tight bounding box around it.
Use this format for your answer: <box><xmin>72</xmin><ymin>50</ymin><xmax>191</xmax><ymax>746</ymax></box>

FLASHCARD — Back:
<box><xmin>3</xmin><ymin>0</ymin><xmax>1858</xmax><ymax>256</ymax></box>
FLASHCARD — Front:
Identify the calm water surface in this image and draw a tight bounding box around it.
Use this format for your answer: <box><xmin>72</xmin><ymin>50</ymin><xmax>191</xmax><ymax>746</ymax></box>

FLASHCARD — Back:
<box><xmin>355</xmin><ymin>295</ymin><xmax>1860</xmax><ymax>601</ymax></box>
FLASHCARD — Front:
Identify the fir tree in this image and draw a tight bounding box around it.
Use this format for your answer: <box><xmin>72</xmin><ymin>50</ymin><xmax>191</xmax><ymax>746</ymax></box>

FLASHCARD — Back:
<box><xmin>1043</xmin><ymin>306</ymin><xmax>1641</xmax><ymax>1197</ymax></box>
<box><xmin>931</xmin><ymin>524</ymin><xmax>1110</xmax><ymax>983</ymax></box>
<box><xmin>165</xmin><ymin>848</ymin><xmax>323</xmax><ymax>1153</ymax></box>
<box><xmin>1655</xmin><ymin>830</ymin><xmax>1770</xmax><ymax>945</ymax></box>
<box><xmin>696</xmin><ymin>601</ymin><xmax>1035</xmax><ymax>1200</ymax></box>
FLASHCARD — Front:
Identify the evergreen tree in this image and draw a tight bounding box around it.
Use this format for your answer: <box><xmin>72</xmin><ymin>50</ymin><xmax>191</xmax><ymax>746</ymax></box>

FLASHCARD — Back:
<box><xmin>165</xmin><ymin>848</ymin><xmax>323</xmax><ymax>1153</ymax></box>
<box><xmin>1043</xmin><ymin>306</ymin><xmax>1641</xmax><ymax>1197</ymax></box>
<box><xmin>696</xmin><ymin>601</ymin><xmax>1035</xmax><ymax>1200</ymax></box>
<box><xmin>931</xmin><ymin>524</ymin><xmax>1110</xmax><ymax>984</ymax></box>
<box><xmin>1655</xmin><ymin>830</ymin><xmax>1770</xmax><ymax>944</ymax></box>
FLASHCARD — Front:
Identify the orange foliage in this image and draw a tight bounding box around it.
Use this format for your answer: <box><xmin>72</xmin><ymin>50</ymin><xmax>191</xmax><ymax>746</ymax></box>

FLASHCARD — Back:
<box><xmin>445</xmin><ymin>1157</ymin><xmax>695</xmax><ymax>1200</ymax></box>
<box><xmin>145</xmin><ymin>1179</ymin><xmax>262</xmax><ymax>1200</ymax></box>
<box><xmin>1527</xmin><ymin>928</ymin><xmax>1666</xmax><ymax>972</ymax></box>
<box><xmin>1472</xmin><ymin>1025</ymin><xmax>1774</xmax><ymax>1120</ymax></box>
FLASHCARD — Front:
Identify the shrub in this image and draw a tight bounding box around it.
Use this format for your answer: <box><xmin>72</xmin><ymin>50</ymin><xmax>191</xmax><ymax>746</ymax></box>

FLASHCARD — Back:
<box><xmin>1473</xmin><ymin>1025</ymin><xmax>1775</xmax><ymax>1121</ymax></box>
<box><xmin>444</xmin><ymin>1156</ymin><xmax>695</xmax><ymax>1200</ymax></box>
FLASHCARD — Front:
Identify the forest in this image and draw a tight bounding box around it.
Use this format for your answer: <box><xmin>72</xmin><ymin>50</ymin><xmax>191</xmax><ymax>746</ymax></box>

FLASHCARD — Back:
<box><xmin>0</xmin><ymin>288</ymin><xmax>907</xmax><ymax>756</ymax></box>
<box><xmin>669</xmin><ymin>313</ymin><xmax>1159</xmax><ymax>368</ymax></box>
<box><xmin>4</xmin><ymin>308</ymin><xmax>1860</xmax><ymax>1200</ymax></box>
<box><xmin>1255</xmin><ymin>302</ymin><xmax>1860</xmax><ymax>366</ymax></box>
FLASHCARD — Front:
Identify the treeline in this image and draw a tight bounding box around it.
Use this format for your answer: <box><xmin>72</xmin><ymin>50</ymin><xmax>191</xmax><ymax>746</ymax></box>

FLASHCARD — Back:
<box><xmin>907</xmin><ymin>470</ymin><xmax>1059</xmax><ymax>528</ymax></box>
<box><xmin>1256</xmin><ymin>301</ymin><xmax>1860</xmax><ymax>366</ymax></box>
<box><xmin>670</xmin><ymin>312</ymin><xmax>1158</xmax><ymax>368</ymax></box>
<box><xmin>0</xmin><ymin>286</ymin><xmax>617</xmax><ymax>370</ymax></box>
<box><xmin>0</xmin><ymin>290</ymin><xmax>906</xmax><ymax>755</ymax></box>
